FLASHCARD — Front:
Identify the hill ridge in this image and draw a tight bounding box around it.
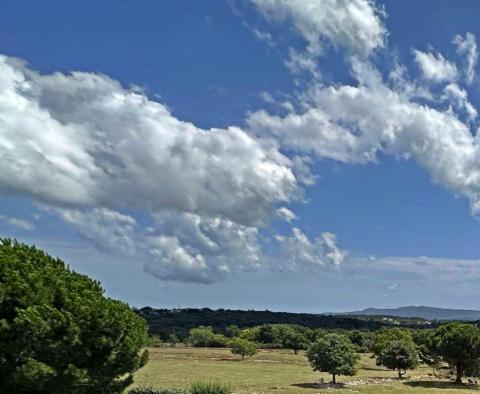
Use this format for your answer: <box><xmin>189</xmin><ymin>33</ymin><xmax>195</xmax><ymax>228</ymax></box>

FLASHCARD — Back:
<box><xmin>346</xmin><ymin>305</ymin><xmax>480</xmax><ymax>321</ymax></box>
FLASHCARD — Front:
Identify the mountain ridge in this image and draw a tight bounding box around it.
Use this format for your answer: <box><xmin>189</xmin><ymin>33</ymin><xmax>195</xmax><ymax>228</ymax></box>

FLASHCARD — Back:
<box><xmin>345</xmin><ymin>305</ymin><xmax>480</xmax><ymax>321</ymax></box>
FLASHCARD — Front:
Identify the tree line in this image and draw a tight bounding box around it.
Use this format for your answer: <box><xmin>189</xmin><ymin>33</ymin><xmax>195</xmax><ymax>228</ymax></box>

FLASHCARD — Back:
<box><xmin>138</xmin><ymin>306</ymin><xmax>432</xmax><ymax>341</ymax></box>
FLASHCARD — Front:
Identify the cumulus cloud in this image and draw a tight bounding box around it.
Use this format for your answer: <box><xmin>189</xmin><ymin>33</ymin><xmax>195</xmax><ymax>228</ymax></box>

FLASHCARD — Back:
<box><xmin>247</xmin><ymin>58</ymin><xmax>480</xmax><ymax>217</ymax></box>
<box><xmin>454</xmin><ymin>32</ymin><xmax>478</xmax><ymax>84</ymax></box>
<box><xmin>0</xmin><ymin>53</ymin><xmax>312</xmax><ymax>283</ymax></box>
<box><xmin>54</xmin><ymin>208</ymin><xmax>138</xmax><ymax>255</ymax></box>
<box><xmin>144</xmin><ymin>211</ymin><xmax>262</xmax><ymax>283</ymax></box>
<box><xmin>275</xmin><ymin>228</ymin><xmax>347</xmax><ymax>269</ymax></box>
<box><xmin>0</xmin><ymin>214</ymin><xmax>35</xmax><ymax>231</ymax></box>
<box><xmin>412</xmin><ymin>49</ymin><xmax>458</xmax><ymax>82</ymax></box>
<box><xmin>251</xmin><ymin>0</ymin><xmax>386</xmax><ymax>57</ymax></box>
<box><xmin>0</xmin><ymin>55</ymin><xmax>298</xmax><ymax>228</ymax></box>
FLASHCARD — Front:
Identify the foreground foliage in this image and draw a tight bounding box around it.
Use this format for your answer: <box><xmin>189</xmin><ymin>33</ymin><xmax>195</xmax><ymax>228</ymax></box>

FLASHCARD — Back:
<box><xmin>190</xmin><ymin>381</ymin><xmax>231</xmax><ymax>394</ymax></box>
<box><xmin>130</xmin><ymin>382</ymin><xmax>231</xmax><ymax>394</ymax></box>
<box><xmin>0</xmin><ymin>239</ymin><xmax>149</xmax><ymax>393</ymax></box>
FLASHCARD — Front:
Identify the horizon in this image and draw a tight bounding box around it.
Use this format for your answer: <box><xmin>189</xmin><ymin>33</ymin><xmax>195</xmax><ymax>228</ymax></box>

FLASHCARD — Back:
<box><xmin>3</xmin><ymin>0</ymin><xmax>480</xmax><ymax>311</ymax></box>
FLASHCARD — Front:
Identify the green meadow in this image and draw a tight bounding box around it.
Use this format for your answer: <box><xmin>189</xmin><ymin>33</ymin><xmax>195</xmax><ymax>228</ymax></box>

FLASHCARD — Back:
<box><xmin>133</xmin><ymin>346</ymin><xmax>480</xmax><ymax>394</ymax></box>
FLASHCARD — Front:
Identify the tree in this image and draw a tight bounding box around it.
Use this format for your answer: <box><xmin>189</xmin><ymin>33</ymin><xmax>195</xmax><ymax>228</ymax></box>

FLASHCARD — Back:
<box><xmin>373</xmin><ymin>328</ymin><xmax>413</xmax><ymax>355</ymax></box>
<box><xmin>187</xmin><ymin>326</ymin><xmax>226</xmax><ymax>347</ymax></box>
<box><xmin>429</xmin><ymin>323</ymin><xmax>480</xmax><ymax>384</ymax></box>
<box><xmin>306</xmin><ymin>334</ymin><xmax>359</xmax><ymax>383</ymax></box>
<box><xmin>229</xmin><ymin>338</ymin><xmax>257</xmax><ymax>360</ymax></box>
<box><xmin>375</xmin><ymin>339</ymin><xmax>419</xmax><ymax>378</ymax></box>
<box><xmin>167</xmin><ymin>333</ymin><xmax>179</xmax><ymax>347</ymax></box>
<box><xmin>282</xmin><ymin>329</ymin><xmax>308</xmax><ymax>354</ymax></box>
<box><xmin>225</xmin><ymin>324</ymin><xmax>241</xmax><ymax>338</ymax></box>
<box><xmin>0</xmin><ymin>239</ymin><xmax>149</xmax><ymax>394</ymax></box>
<box><xmin>414</xmin><ymin>330</ymin><xmax>442</xmax><ymax>376</ymax></box>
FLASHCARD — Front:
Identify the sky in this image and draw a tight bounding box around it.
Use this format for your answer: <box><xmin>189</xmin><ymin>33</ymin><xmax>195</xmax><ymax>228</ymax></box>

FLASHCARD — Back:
<box><xmin>2</xmin><ymin>0</ymin><xmax>480</xmax><ymax>312</ymax></box>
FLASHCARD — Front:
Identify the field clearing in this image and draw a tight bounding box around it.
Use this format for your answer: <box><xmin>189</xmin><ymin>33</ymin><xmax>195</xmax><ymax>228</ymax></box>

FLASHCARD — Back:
<box><xmin>132</xmin><ymin>346</ymin><xmax>480</xmax><ymax>393</ymax></box>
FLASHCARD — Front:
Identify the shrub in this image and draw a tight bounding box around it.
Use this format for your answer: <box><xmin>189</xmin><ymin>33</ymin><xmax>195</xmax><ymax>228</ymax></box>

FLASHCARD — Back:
<box><xmin>0</xmin><ymin>239</ymin><xmax>149</xmax><ymax>393</ymax></box>
<box><xmin>229</xmin><ymin>338</ymin><xmax>257</xmax><ymax>360</ymax></box>
<box><xmin>129</xmin><ymin>388</ymin><xmax>187</xmax><ymax>394</ymax></box>
<box><xmin>190</xmin><ymin>381</ymin><xmax>231</xmax><ymax>394</ymax></box>
<box><xmin>187</xmin><ymin>326</ymin><xmax>227</xmax><ymax>347</ymax></box>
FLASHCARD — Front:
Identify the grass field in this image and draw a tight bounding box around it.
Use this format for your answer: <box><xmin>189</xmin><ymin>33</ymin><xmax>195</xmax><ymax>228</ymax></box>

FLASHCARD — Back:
<box><xmin>132</xmin><ymin>346</ymin><xmax>480</xmax><ymax>393</ymax></box>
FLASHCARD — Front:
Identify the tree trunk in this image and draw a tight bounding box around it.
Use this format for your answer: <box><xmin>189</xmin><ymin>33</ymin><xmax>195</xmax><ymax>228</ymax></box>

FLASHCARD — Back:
<box><xmin>398</xmin><ymin>369</ymin><xmax>406</xmax><ymax>379</ymax></box>
<box><xmin>241</xmin><ymin>354</ymin><xmax>245</xmax><ymax>360</ymax></box>
<box><xmin>332</xmin><ymin>373</ymin><xmax>336</xmax><ymax>384</ymax></box>
<box><xmin>294</xmin><ymin>349</ymin><xmax>298</xmax><ymax>354</ymax></box>
<box><xmin>456</xmin><ymin>366</ymin><xmax>463</xmax><ymax>384</ymax></box>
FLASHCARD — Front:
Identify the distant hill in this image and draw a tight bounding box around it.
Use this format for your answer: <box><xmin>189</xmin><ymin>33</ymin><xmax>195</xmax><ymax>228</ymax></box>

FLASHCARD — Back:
<box><xmin>137</xmin><ymin>307</ymin><xmax>432</xmax><ymax>339</ymax></box>
<box><xmin>346</xmin><ymin>306</ymin><xmax>480</xmax><ymax>321</ymax></box>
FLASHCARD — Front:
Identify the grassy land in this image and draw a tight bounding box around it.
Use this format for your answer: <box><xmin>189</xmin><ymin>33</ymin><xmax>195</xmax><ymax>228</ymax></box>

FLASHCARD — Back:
<box><xmin>133</xmin><ymin>346</ymin><xmax>480</xmax><ymax>393</ymax></box>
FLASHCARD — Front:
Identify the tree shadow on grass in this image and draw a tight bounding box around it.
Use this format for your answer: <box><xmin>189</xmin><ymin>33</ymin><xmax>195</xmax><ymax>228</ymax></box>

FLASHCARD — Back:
<box><xmin>404</xmin><ymin>381</ymin><xmax>480</xmax><ymax>390</ymax></box>
<box><xmin>291</xmin><ymin>382</ymin><xmax>346</xmax><ymax>390</ymax></box>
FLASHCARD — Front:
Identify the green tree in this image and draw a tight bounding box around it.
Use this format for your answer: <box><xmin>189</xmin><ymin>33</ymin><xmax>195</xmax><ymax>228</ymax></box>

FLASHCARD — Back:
<box><xmin>414</xmin><ymin>330</ymin><xmax>442</xmax><ymax>376</ymax></box>
<box><xmin>306</xmin><ymin>334</ymin><xmax>359</xmax><ymax>383</ymax></box>
<box><xmin>0</xmin><ymin>239</ymin><xmax>148</xmax><ymax>394</ymax></box>
<box><xmin>229</xmin><ymin>338</ymin><xmax>257</xmax><ymax>360</ymax></box>
<box><xmin>187</xmin><ymin>326</ymin><xmax>226</xmax><ymax>348</ymax></box>
<box><xmin>429</xmin><ymin>323</ymin><xmax>480</xmax><ymax>384</ymax></box>
<box><xmin>168</xmin><ymin>333</ymin><xmax>179</xmax><ymax>347</ymax></box>
<box><xmin>375</xmin><ymin>339</ymin><xmax>419</xmax><ymax>378</ymax></box>
<box><xmin>373</xmin><ymin>328</ymin><xmax>412</xmax><ymax>355</ymax></box>
<box><xmin>282</xmin><ymin>328</ymin><xmax>308</xmax><ymax>354</ymax></box>
<box><xmin>225</xmin><ymin>325</ymin><xmax>241</xmax><ymax>338</ymax></box>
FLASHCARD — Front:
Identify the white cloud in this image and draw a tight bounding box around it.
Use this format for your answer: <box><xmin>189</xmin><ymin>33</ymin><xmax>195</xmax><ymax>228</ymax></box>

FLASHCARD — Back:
<box><xmin>54</xmin><ymin>208</ymin><xmax>138</xmax><ymax>255</ymax></box>
<box><xmin>276</xmin><ymin>206</ymin><xmax>297</xmax><ymax>222</ymax></box>
<box><xmin>454</xmin><ymin>32</ymin><xmax>478</xmax><ymax>84</ymax></box>
<box><xmin>251</xmin><ymin>0</ymin><xmax>386</xmax><ymax>57</ymax></box>
<box><xmin>0</xmin><ymin>54</ymin><xmax>298</xmax><ymax>228</ymax></box>
<box><xmin>247</xmin><ymin>58</ymin><xmax>480</xmax><ymax>217</ymax></box>
<box><xmin>442</xmin><ymin>83</ymin><xmax>477</xmax><ymax>122</ymax></box>
<box><xmin>275</xmin><ymin>228</ymin><xmax>347</xmax><ymax>269</ymax></box>
<box><xmin>412</xmin><ymin>49</ymin><xmax>458</xmax><ymax>82</ymax></box>
<box><xmin>259</xmin><ymin>91</ymin><xmax>275</xmax><ymax>103</ymax></box>
<box><xmin>345</xmin><ymin>255</ymin><xmax>480</xmax><ymax>285</ymax></box>
<box><xmin>0</xmin><ymin>214</ymin><xmax>35</xmax><ymax>231</ymax></box>
<box><xmin>144</xmin><ymin>211</ymin><xmax>261</xmax><ymax>283</ymax></box>
<box><xmin>0</xmin><ymin>53</ymin><xmax>314</xmax><ymax>283</ymax></box>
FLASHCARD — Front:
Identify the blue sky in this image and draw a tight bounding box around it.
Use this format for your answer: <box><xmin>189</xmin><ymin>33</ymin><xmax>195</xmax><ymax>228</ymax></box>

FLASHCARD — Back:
<box><xmin>2</xmin><ymin>0</ymin><xmax>480</xmax><ymax>312</ymax></box>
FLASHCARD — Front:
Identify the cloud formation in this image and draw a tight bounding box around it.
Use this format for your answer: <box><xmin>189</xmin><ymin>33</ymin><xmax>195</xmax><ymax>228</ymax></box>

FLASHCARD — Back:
<box><xmin>0</xmin><ymin>214</ymin><xmax>35</xmax><ymax>231</ymax></box>
<box><xmin>248</xmin><ymin>55</ymin><xmax>480</xmax><ymax>217</ymax></box>
<box><xmin>275</xmin><ymin>229</ymin><xmax>347</xmax><ymax>269</ymax></box>
<box><xmin>454</xmin><ymin>32</ymin><xmax>478</xmax><ymax>84</ymax></box>
<box><xmin>3</xmin><ymin>1</ymin><xmax>479</xmax><ymax>286</ymax></box>
<box><xmin>251</xmin><ymin>0</ymin><xmax>386</xmax><ymax>57</ymax></box>
<box><xmin>0</xmin><ymin>55</ymin><xmax>298</xmax><ymax>227</ymax></box>
<box><xmin>412</xmin><ymin>49</ymin><xmax>458</xmax><ymax>82</ymax></box>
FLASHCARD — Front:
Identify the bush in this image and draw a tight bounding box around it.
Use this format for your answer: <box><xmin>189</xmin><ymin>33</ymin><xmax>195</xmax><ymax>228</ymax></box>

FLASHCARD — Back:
<box><xmin>128</xmin><ymin>383</ymin><xmax>230</xmax><ymax>394</ymax></box>
<box><xmin>190</xmin><ymin>381</ymin><xmax>231</xmax><ymax>394</ymax></box>
<box><xmin>229</xmin><ymin>338</ymin><xmax>257</xmax><ymax>360</ymax></box>
<box><xmin>187</xmin><ymin>326</ymin><xmax>227</xmax><ymax>347</ymax></box>
<box><xmin>129</xmin><ymin>388</ymin><xmax>187</xmax><ymax>394</ymax></box>
<box><xmin>0</xmin><ymin>239</ymin><xmax>149</xmax><ymax>393</ymax></box>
